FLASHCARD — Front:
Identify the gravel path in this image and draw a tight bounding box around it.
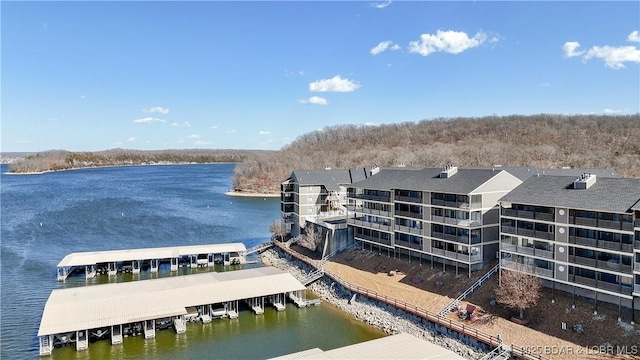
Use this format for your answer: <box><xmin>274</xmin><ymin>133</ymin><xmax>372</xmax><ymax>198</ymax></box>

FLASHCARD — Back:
<box><xmin>261</xmin><ymin>248</ymin><xmax>486</xmax><ymax>359</ymax></box>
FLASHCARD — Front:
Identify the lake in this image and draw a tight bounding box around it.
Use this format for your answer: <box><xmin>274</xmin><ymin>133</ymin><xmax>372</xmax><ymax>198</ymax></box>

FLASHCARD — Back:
<box><xmin>0</xmin><ymin>163</ymin><xmax>384</xmax><ymax>359</ymax></box>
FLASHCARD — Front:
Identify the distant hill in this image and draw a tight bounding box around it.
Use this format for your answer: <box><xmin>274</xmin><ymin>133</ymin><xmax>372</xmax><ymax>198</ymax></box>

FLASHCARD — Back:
<box><xmin>231</xmin><ymin>114</ymin><xmax>640</xmax><ymax>194</ymax></box>
<box><xmin>7</xmin><ymin>149</ymin><xmax>271</xmax><ymax>173</ymax></box>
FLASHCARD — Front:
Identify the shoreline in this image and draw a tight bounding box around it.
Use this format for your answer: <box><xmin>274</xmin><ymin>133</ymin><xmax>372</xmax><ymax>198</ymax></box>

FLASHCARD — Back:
<box><xmin>2</xmin><ymin>162</ymin><xmax>237</xmax><ymax>176</ymax></box>
<box><xmin>260</xmin><ymin>248</ymin><xmax>483</xmax><ymax>359</ymax></box>
<box><xmin>225</xmin><ymin>191</ymin><xmax>279</xmax><ymax>198</ymax></box>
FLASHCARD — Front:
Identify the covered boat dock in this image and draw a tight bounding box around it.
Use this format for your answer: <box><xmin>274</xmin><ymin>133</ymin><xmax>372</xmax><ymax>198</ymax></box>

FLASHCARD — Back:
<box><xmin>38</xmin><ymin>267</ymin><xmax>307</xmax><ymax>355</ymax></box>
<box><xmin>56</xmin><ymin>243</ymin><xmax>247</xmax><ymax>281</ymax></box>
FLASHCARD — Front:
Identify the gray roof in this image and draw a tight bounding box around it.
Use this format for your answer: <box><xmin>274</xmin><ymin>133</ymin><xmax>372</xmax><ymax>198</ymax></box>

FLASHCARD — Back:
<box><xmin>471</xmin><ymin>167</ymin><xmax>619</xmax><ymax>181</ymax></box>
<box><xmin>499</xmin><ymin>175</ymin><xmax>640</xmax><ymax>214</ymax></box>
<box><xmin>632</xmin><ymin>200</ymin><xmax>640</xmax><ymax>212</ymax></box>
<box><xmin>289</xmin><ymin>168</ymin><xmax>371</xmax><ymax>192</ymax></box>
<box><xmin>350</xmin><ymin>167</ymin><xmax>503</xmax><ymax>194</ymax></box>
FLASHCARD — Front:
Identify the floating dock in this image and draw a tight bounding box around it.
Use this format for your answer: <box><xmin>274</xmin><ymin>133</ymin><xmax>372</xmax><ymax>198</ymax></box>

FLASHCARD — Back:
<box><xmin>38</xmin><ymin>267</ymin><xmax>307</xmax><ymax>355</ymax></box>
<box><xmin>56</xmin><ymin>243</ymin><xmax>247</xmax><ymax>281</ymax></box>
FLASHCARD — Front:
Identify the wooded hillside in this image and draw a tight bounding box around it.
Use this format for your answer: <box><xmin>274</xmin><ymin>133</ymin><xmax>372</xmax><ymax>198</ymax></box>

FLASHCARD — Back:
<box><xmin>232</xmin><ymin>114</ymin><xmax>640</xmax><ymax>193</ymax></box>
<box><xmin>8</xmin><ymin>149</ymin><xmax>268</xmax><ymax>173</ymax></box>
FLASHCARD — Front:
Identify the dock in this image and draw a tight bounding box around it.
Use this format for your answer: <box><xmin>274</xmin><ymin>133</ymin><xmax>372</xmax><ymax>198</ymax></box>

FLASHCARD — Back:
<box><xmin>38</xmin><ymin>267</ymin><xmax>307</xmax><ymax>356</ymax></box>
<box><xmin>56</xmin><ymin>243</ymin><xmax>247</xmax><ymax>281</ymax></box>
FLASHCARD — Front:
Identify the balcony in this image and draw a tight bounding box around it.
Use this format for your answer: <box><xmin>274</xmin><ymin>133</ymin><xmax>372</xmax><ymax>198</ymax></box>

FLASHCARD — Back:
<box><xmin>431</xmin><ymin>199</ymin><xmax>445</xmax><ymax>206</ymax></box>
<box><xmin>502</xmin><ymin>226</ymin><xmax>517</xmax><ymax>236</ymax></box>
<box><xmin>501</xmin><ymin>208</ymin><xmax>517</xmax><ymax>217</ymax></box>
<box><xmin>351</xmin><ymin>194</ymin><xmax>391</xmax><ymax>203</ymax></box>
<box><xmin>598</xmin><ymin>219</ymin><xmax>623</xmax><ymax>231</ymax></box>
<box><xmin>431</xmin><ymin>215</ymin><xmax>444</xmax><ymax>223</ymax></box>
<box><xmin>348</xmin><ymin>219</ymin><xmax>392</xmax><ymax>232</ymax></box>
<box><xmin>573</xmin><ymin>275</ymin><xmax>597</xmax><ymax>287</ymax></box>
<box><xmin>281</xmin><ymin>195</ymin><xmax>294</xmax><ymax>203</ymax></box>
<box><xmin>431</xmin><ymin>230</ymin><xmax>444</xmax><ymax>239</ymax></box>
<box><xmin>518</xmin><ymin>210</ymin><xmax>534</xmax><ymax>219</ymax></box>
<box><xmin>569</xmin><ymin>255</ymin><xmax>596</xmax><ymax>267</ymax></box>
<box><xmin>535</xmin><ymin>267</ymin><xmax>554</xmax><ymax>278</ymax></box>
<box><xmin>634</xmin><ymin>262</ymin><xmax>640</xmax><ymax>272</ymax></box>
<box><xmin>501</xmin><ymin>241</ymin><xmax>517</xmax><ymax>252</ymax></box>
<box><xmin>395</xmin><ymin>240</ymin><xmax>423</xmax><ymax>250</ymax></box>
<box><xmin>444</xmin><ymin>217</ymin><xmax>458</xmax><ymax>225</ymax></box>
<box><xmin>598</xmin><ymin>281</ymin><xmax>623</xmax><ymax>293</ymax></box>
<box><xmin>534</xmin><ymin>230</ymin><xmax>555</xmax><ymax>241</ymax></box>
<box><xmin>635</xmin><ymin>219</ymin><xmax>640</xmax><ymax>228</ymax></box>
<box><xmin>636</xmin><ymin>240</ymin><xmax>640</xmax><ymax>250</ymax></box>
<box><xmin>573</xmin><ymin>217</ymin><xmax>597</xmax><ymax>227</ymax></box>
<box><xmin>622</xmin><ymin>222</ymin><xmax>634</xmax><ymax>231</ymax></box>
<box><xmin>569</xmin><ymin>236</ymin><xmax>597</xmax><ymax>248</ymax></box>
<box><xmin>395</xmin><ymin>210</ymin><xmax>422</xmax><ymax>220</ymax></box>
<box><xmin>394</xmin><ymin>224</ymin><xmax>423</xmax><ymax>236</ymax></box>
<box><xmin>597</xmin><ymin>240</ymin><xmax>621</xmax><ymax>251</ymax></box>
<box><xmin>395</xmin><ymin>195</ymin><xmax>422</xmax><ymax>204</ymax></box>
<box><xmin>517</xmin><ymin>228</ymin><xmax>535</xmax><ymax>238</ymax></box>
<box><xmin>431</xmin><ymin>249</ymin><xmax>478</xmax><ymax>263</ymax></box>
<box><xmin>359</xmin><ymin>208</ymin><xmax>391</xmax><ymax>217</ymax></box>
<box><xmin>534</xmin><ymin>248</ymin><xmax>554</xmax><ymax>259</ymax></box>
<box><xmin>635</xmin><ymin>284</ymin><xmax>640</xmax><ymax>295</ymax></box>
<box><xmin>535</xmin><ymin>212</ymin><xmax>554</xmax><ymax>222</ymax></box>
<box><xmin>518</xmin><ymin>246</ymin><xmax>534</xmax><ymax>255</ymax></box>
<box><xmin>621</xmin><ymin>243</ymin><xmax>634</xmax><ymax>252</ymax></box>
<box><xmin>354</xmin><ymin>233</ymin><xmax>392</xmax><ymax>247</ymax></box>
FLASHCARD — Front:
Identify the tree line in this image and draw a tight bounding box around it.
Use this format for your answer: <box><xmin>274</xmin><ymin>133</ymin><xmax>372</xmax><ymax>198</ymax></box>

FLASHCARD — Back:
<box><xmin>232</xmin><ymin>114</ymin><xmax>640</xmax><ymax>193</ymax></box>
<box><xmin>8</xmin><ymin>149</ymin><xmax>271</xmax><ymax>173</ymax></box>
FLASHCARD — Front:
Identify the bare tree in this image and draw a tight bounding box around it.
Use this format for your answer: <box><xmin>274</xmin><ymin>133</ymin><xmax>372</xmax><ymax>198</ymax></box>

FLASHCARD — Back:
<box><xmin>269</xmin><ymin>219</ymin><xmax>287</xmax><ymax>241</ymax></box>
<box><xmin>495</xmin><ymin>266</ymin><xmax>542</xmax><ymax>320</ymax></box>
<box><xmin>297</xmin><ymin>223</ymin><xmax>324</xmax><ymax>251</ymax></box>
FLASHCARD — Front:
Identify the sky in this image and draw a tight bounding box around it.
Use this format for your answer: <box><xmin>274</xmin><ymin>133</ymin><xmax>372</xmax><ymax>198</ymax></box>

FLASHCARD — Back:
<box><xmin>2</xmin><ymin>1</ymin><xmax>639</xmax><ymax>153</ymax></box>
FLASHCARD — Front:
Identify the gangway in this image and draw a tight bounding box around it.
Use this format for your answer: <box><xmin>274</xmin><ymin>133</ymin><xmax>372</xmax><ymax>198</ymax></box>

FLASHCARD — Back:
<box><xmin>438</xmin><ymin>262</ymin><xmax>500</xmax><ymax>317</ymax></box>
<box><xmin>301</xmin><ymin>269</ymin><xmax>324</xmax><ymax>285</ymax></box>
<box><xmin>478</xmin><ymin>344</ymin><xmax>511</xmax><ymax>360</ymax></box>
<box><xmin>245</xmin><ymin>242</ymin><xmax>274</xmax><ymax>255</ymax></box>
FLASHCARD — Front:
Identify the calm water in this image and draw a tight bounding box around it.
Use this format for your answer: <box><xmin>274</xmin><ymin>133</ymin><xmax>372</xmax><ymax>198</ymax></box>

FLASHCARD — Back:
<box><xmin>0</xmin><ymin>164</ymin><xmax>384</xmax><ymax>359</ymax></box>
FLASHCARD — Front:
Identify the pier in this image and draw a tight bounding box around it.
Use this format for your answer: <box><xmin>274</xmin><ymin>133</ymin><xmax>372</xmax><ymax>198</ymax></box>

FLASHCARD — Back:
<box><xmin>56</xmin><ymin>243</ymin><xmax>247</xmax><ymax>281</ymax></box>
<box><xmin>38</xmin><ymin>267</ymin><xmax>307</xmax><ymax>355</ymax></box>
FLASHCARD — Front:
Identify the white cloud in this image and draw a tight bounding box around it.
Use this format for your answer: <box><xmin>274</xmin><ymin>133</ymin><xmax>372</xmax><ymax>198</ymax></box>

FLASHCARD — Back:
<box><xmin>183</xmin><ymin>122</ymin><xmax>191</xmax><ymax>127</ymax></box>
<box><xmin>133</xmin><ymin>117</ymin><xmax>167</xmax><ymax>124</ymax></box>
<box><xmin>143</xmin><ymin>106</ymin><xmax>169</xmax><ymax>114</ymax></box>
<box><xmin>603</xmin><ymin>108</ymin><xmax>628</xmax><ymax>114</ymax></box>
<box><xmin>371</xmin><ymin>0</ymin><xmax>392</xmax><ymax>9</ymax></box>
<box><xmin>408</xmin><ymin>30</ymin><xmax>488</xmax><ymax>56</ymax></box>
<box><xmin>309</xmin><ymin>75</ymin><xmax>361</xmax><ymax>92</ymax></box>
<box><xmin>299</xmin><ymin>70</ymin><xmax>305</xmax><ymax>75</ymax></box>
<box><xmin>170</xmin><ymin>122</ymin><xmax>179</xmax><ymax>127</ymax></box>
<box><xmin>391</xmin><ymin>44</ymin><xmax>401</xmax><ymax>51</ymax></box>
<box><xmin>627</xmin><ymin>30</ymin><xmax>640</xmax><ymax>43</ymax></box>
<box><xmin>563</xmin><ymin>41</ymin><xmax>584</xmax><ymax>58</ymax></box>
<box><xmin>259</xmin><ymin>130</ymin><xmax>271</xmax><ymax>135</ymax></box>
<box><xmin>370</xmin><ymin>41</ymin><xmax>393</xmax><ymax>55</ymax></box>
<box><xmin>226</xmin><ymin>129</ymin><xmax>236</xmax><ymax>134</ymax></box>
<box><xmin>79</xmin><ymin>95</ymin><xmax>85</xmax><ymax>99</ymax></box>
<box><xmin>583</xmin><ymin>45</ymin><xmax>640</xmax><ymax>69</ymax></box>
<box><xmin>210</xmin><ymin>125</ymin><xmax>218</xmax><ymax>130</ymax></box>
<box><xmin>126</xmin><ymin>137</ymin><xmax>137</xmax><ymax>142</ymax></box>
<box><xmin>298</xmin><ymin>96</ymin><xmax>328</xmax><ymax>105</ymax></box>
<box><xmin>187</xmin><ymin>134</ymin><xmax>200</xmax><ymax>139</ymax></box>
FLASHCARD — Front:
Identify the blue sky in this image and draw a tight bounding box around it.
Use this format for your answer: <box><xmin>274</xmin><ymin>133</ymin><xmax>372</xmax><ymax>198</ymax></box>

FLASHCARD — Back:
<box><xmin>2</xmin><ymin>1</ymin><xmax>639</xmax><ymax>152</ymax></box>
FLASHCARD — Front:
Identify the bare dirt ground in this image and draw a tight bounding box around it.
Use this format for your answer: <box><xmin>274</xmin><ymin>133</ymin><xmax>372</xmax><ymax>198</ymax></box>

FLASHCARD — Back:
<box><xmin>323</xmin><ymin>248</ymin><xmax>640</xmax><ymax>360</ymax></box>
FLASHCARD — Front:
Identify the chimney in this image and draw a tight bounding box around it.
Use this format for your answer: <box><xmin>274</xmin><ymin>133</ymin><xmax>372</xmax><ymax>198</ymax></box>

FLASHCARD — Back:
<box><xmin>369</xmin><ymin>165</ymin><xmax>380</xmax><ymax>176</ymax></box>
<box><xmin>574</xmin><ymin>173</ymin><xmax>596</xmax><ymax>190</ymax></box>
<box><xmin>440</xmin><ymin>164</ymin><xmax>458</xmax><ymax>178</ymax></box>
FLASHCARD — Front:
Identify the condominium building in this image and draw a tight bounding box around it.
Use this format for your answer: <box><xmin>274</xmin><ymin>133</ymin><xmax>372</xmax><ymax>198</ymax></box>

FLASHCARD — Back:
<box><xmin>281</xmin><ymin>167</ymin><xmax>370</xmax><ymax>237</ymax></box>
<box><xmin>498</xmin><ymin>173</ymin><xmax>640</xmax><ymax>312</ymax></box>
<box><xmin>346</xmin><ymin>165</ymin><xmax>523</xmax><ymax>277</ymax></box>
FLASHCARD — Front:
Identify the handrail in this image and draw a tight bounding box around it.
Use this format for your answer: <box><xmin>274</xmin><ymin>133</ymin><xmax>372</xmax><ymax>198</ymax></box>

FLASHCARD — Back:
<box><xmin>271</xmin><ymin>240</ymin><xmax>548</xmax><ymax>360</ymax></box>
<box><xmin>438</xmin><ymin>262</ymin><xmax>500</xmax><ymax>317</ymax></box>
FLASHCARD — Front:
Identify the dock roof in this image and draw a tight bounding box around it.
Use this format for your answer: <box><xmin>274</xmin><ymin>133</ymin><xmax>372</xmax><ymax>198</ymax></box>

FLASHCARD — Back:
<box><xmin>38</xmin><ymin>267</ymin><xmax>305</xmax><ymax>336</ymax></box>
<box><xmin>57</xmin><ymin>243</ymin><xmax>247</xmax><ymax>267</ymax></box>
<box><xmin>269</xmin><ymin>332</ymin><xmax>465</xmax><ymax>359</ymax></box>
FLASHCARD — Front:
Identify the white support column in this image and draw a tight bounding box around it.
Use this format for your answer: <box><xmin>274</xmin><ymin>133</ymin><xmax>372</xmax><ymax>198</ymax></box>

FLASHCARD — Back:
<box><xmin>39</xmin><ymin>335</ymin><xmax>53</xmax><ymax>356</ymax></box>
<box><xmin>85</xmin><ymin>265</ymin><xmax>96</xmax><ymax>280</ymax></box>
<box><xmin>143</xmin><ymin>319</ymin><xmax>156</xmax><ymax>339</ymax></box>
<box><xmin>108</xmin><ymin>262</ymin><xmax>117</xmax><ymax>276</ymax></box>
<box><xmin>57</xmin><ymin>267</ymin><xmax>69</xmax><ymax>281</ymax></box>
<box><xmin>208</xmin><ymin>253</ymin><xmax>214</xmax><ymax>267</ymax></box>
<box><xmin>76</xmin><ymin>330</ymin><xmax>88</xmax><ymax>351</ymax></box>
<box><xmin>111</xmin><ymin>324</ymin><xmax>123</xmax><ymax>345</ymax></box>
<box><xmin>171</xmin><ymin>257</ymin><xmax>178</xmax><ymax>272</ymax></box>
<box><xmin>190</xmin><ymin>255</ymin><xmax>197</xmax><ymax>269</ymax></box>
<box><xmin>150</xmin><ymin>259</ymin><xmax>159</xmax><ymax>273</ymax></box>
<box><xmin>132</xmin><ymin>260</ymin><xmax>141</xmax><ymax>274</ymax></box>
